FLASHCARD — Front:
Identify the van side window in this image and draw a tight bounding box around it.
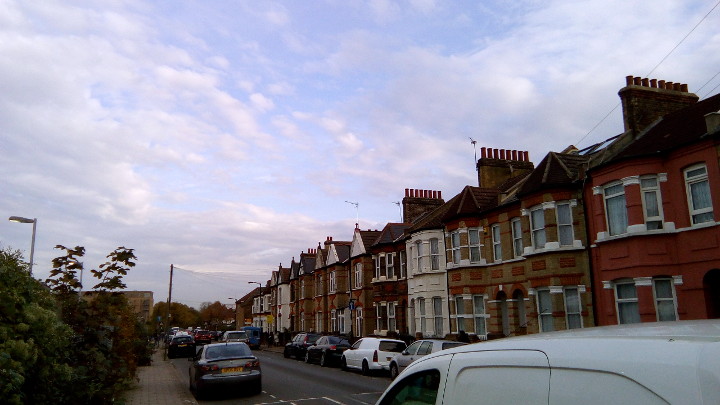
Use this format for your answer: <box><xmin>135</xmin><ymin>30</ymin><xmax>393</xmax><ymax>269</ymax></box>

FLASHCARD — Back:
<box><xmin>379</xmin><ymin>370</ymin><xmax>440</xmax><ymax>405</ymax></box>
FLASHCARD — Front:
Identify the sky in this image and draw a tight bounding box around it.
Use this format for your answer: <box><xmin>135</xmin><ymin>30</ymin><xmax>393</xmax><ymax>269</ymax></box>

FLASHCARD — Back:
<box><xmin>1</xmin><ymin>0</ymin><xmax>719</xmax><ymax>310</ymax></box>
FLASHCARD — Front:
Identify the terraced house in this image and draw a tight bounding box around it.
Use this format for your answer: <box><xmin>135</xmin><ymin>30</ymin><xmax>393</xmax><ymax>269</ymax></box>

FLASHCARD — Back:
<box><xmin>248</xmin><ymin>75</ymin><xmax>720</xmax><ymax>342</ymax></box>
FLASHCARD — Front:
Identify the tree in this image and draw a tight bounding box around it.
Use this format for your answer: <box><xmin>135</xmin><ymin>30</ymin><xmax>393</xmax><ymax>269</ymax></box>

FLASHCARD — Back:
<box><xmin>152</xmin><ymin>301</ymin><xmax>200</xmax><ymax>330</ymax></box>
<box><xmin>199</xmin><ymin>301</ymin><xmax>235</xmax><ymax>329</ymax></box>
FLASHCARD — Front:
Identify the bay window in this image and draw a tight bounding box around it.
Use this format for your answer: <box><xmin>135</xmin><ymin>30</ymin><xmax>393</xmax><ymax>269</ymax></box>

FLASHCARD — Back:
<box><xmin>511</xmin><ymin>217</ymin><xmax>523</xmax><ymax>257</ymax></box>
<box><xmin>530</xmin><ymin>207</ymin><xmax>546</xmax><ymax>249</ymax></box>
<box><xmin>640</xmin><ymin>176</ymin><xmax>664</xmax><ymax>230</ymax></box>
<box><xmin>685</xmin><ymin>164</ymin><xmax>713</xmax><ymax>224</ymax></box>
<box><xmin>469</xmin><ymin>228</ymin><xmax>482</xmax><ymax>263</ymax></box>
<box><xmin>604</xmin><ymin>182</ymin><xmax>628</xmax><ymax>236</ymax></box>
<box><xmin>491</xmin><ymin>224</ymin><xmax>502</xmax><ymax>261</ymax></box>
<box><xmin>614</xmin><ymin>280</ymin><xmax>640</xmax><ymax>324</ymax></box>
<box><xmin>556</xmin><ymin>202</ymin><xmax>574</xmax><ymax>246</ymax></box>
<box><xmin>653</xmin><ymin>278</ymin><xmax>677</xmax><ymax>321</ymax></box>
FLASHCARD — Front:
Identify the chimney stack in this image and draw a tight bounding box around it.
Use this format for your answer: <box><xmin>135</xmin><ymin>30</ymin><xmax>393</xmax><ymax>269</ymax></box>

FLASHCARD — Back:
<box><xmin>402</xmin><ymin>188</ymin><xmax>444</xmax><ymax>224</ymax></box>
<box><xmin>476</xmin><ymin>148</ymin><xmax>534</xmax><ymax>188</ymax></box>
<box><xmin>620</xmin><ymin>75</ymin><xmax>698</xmax><ymax>137</ymax></box>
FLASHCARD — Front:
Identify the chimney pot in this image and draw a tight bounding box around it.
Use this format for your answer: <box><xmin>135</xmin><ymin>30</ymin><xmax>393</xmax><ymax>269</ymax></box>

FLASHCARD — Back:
<box><xmin>681</xmin><ymin>83</ymin><xmax>689</xmax><ymax>92</ymax></box>
<box><xmin>633</xmin><ymin>77</ymin><xmax>642</xmax><ymax>85</ymax></box>
<box><xmin>523</xmin><ymin>151</ymin><xmax>529</xmax><ymax>161</ymax></box>
<box><xmin>626</xmin><ymin>75</ymin><xmax>634</xmax><ymax>86</ymax></box>
<box><xmin>641</xmin><ymin>78</ymin><xmax>649</xmax><ymax>87</ymax></box>
<box><xmin>666</xmin><ymin>81</ymin><xmax>674</xmax><ymax>90</ymax></box>
<box><xmin>438</xmin><ymin>191</ymin><xmax>442</xmax><ymax>199</ymax></box>
<box><xmin>673</xmin><ymin>83</ymin><xmax>681</xmax><ymax>91</ymax></box>
<box><xmin>500</xmin><ymin>149</ymin><xmax>506</xmax><ymax>159</ymax></box>
<box><xmin>511</xmin><ymin>150</ymin><xmax>518</xmax><ymax>160</ymax></box>
<box><xmin>480</xmin><ymin>147</ymin><xmax>486</xmax><ymax>158</ymax></box>
<box><xmin>650</xmin><ymin>79</ymin><xmax>657</xmax><ymax>88</ymax></box>
<box><xmin>405</xmin><ymin>188</ymin><xmax>409</xmax><ymax>197</ymax></box>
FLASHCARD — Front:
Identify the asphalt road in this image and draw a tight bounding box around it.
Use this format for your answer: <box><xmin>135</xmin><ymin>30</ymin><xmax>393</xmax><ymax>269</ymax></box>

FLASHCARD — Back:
<box><xmin>172</xmin><ymin>350</ymin><xmax>391</xmax><ymax>404</ymax></box>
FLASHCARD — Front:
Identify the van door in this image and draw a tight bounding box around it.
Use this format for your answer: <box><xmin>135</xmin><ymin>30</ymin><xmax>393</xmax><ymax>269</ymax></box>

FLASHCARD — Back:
<box><xmin>443</xmin><ymin>349</ymin><xmax>550</xmax><ymax>404</ymax></box>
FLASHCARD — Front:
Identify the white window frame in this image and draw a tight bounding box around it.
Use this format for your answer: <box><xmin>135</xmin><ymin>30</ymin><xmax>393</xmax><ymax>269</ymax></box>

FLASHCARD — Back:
<box><xmin>399</xmin><ymin>250</ymin><xmax>406</xmax><ymax>278</ymax></box>
<box><xmin>355</xmin><ymin>307</ymin><xmax>363</xmax><ymax>336</ymax></box>
<box><xmin>536</xmin><ymin>288</ymin><xmax>554</xmax><ymax>332</ymax></box>
<box><xmin>614</xmin><ymin>280</ymin><xmax>640</xmax><ymax>324</ymax></box>
<box><xmin>329</xmin><ymin>271</ymin><xmax>337</xmax><ymax>293</ymax></box>
<box><xmin>455</xmin><ymin>296</ymin><xmax>465</xmax><ymax>333</ymax></box>
<box><xmin>374</xmin><ymin>255</ymin><xmax>381</xmax><ymax>279</ymax></box>
<box><xmin>386</xmin><ymin>253</ymin><xmax>394</xmax><ymax>278</ymax></box>
<box><xmin>511</xmin><ymin>217</ymin><xmax>523</xmax><ymax>258</ymax></box>
<box><xmin>450</xmin><ymin>231</ymin><xmax>461</xmax><ymax>264</ymax></box>
<box><xmin>491</xmin><ymin>224</ymin><xmax>502</xmax><ymax>262</ymax></box>
<box><xmin>563</xmin><ymin>287</ymin><xmax>583</xmax><ymax>329</ymax></box>
<box><xmin>640</xmin><ymin>175</ymin><xmax>664</xmax><ymax>230</ymax></box>
<box><xmin>355</xmin><ymin>262</ymin><xmax>362</xmax><ymax>288</ymax></box>
<box><xmin>530</xmin><ymin>206</ymin><xmax>547</xmax><ymax>249</ymax></box>
<box><xmin>331</xmin><ymin>309</ymin><xmax>337</xmax><ymax>332</ymax></box>
<box><xmin>415</xmin><ymin>240</ymin><xmax>423</xmax><ymax>272</ymax></box>
<box><xmin>430</xmin><ymin>238</ymin><xmax>440</xmax><ymax>270</ymax></box>
<box><xmin>418</xmin><ymin>298</ymin><xmax>426</xmax><ymax>335</ymax></box>
<box><xmin>685</xmin><ymin>164</ymin><xmax>713</xmax><ymax>225</ymax></box>
<box><xmin>652</xmin><ymin>277</ymin><xmax>678</xmax><ymax>321</ymax></box>
<box><xmin>388</xmin><ymin>302</ymin><xmax>396</xmax><ymax>332</ymax></box>
<box><xmin>432</xmin><ymin>297</ymin><xmax>443</xmax><ymax>337</ymax></box>
<box><xmin>376</xmin><ymin>304</ymin><xmax>387</xmax><ymax>331</ymax></box>
<box><xmin>316</xmin><ymin>274</ymin><xmax>323</xmax><ymax>296</ymax></box>
<box><xmin>472</xmin><ymin>295</ymin><xmax>487</xmax><ymax>337</ymax></box>
<box><xmin>338</xmin><ymin>309</ymin><xmax>346</xmax><ymax>333</ymax></box>
<box><xmin>604</xmin><ymin>182</ymin><xmax>628</xmax><ymax>236</ymax></box>
<box><xmin>469</xmin><ymin>228</ymin><xmax>482</xmax><ymax>263</ymax></box>
<box><xmin>556</xmin><ymin>202</ymin><xmax>574</xmax><ymax>246</ymax></box>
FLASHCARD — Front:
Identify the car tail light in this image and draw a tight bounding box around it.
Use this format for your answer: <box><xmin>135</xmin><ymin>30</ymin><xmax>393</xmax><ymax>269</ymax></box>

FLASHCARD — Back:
<box><xmin>373</xmin><ymin>350</ymin><xmax>378</xmax><ymax>362</ymax></box>
<box><xmin>329</xmin><ymin>345</ymin><xmax>336</xmax><ymax>350</ymax></box>
<box><xmin>200</xmin><ymin>364</ymin><xmax>219</xmax><ymax>372</ymax></box>
<box><xmin>245</xmin><ymin>359</ymin><xmax>260</xmax><ymax>368</ymax></box>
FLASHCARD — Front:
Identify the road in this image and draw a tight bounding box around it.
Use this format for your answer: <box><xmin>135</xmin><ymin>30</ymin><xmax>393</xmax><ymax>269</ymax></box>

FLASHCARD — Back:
<box><xmin>172</xmin><ymin>350</ymin><xmax>391</xmax><ymax>404</ymax></box>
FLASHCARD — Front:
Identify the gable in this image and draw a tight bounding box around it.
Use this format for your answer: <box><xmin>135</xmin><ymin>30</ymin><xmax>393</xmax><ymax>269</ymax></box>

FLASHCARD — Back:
<box><xmin>350</xmin><ymin>230</ymin><xmax>366</xmax><ymax>257</ymax></box>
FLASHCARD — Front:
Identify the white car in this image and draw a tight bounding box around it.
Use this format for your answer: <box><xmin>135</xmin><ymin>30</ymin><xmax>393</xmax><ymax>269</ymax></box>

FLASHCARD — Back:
<box><xmin>221</xmin><ymin>330</ymin><xmax>250</xmax><ymax>344</ymax></box>
<box><xmin>388</xmin><ymin>339</ymin><xmax>467</xmax><ymax>380</ymax></box>
<box><xmin>377</xmin><ymin>320</ymin><xmax>720</xmax><ymax>404</ymax></box>
<box><xmin>340</xmin><ymin>337</ymin><xmax>406</xmax><ymax>376</ymax></box>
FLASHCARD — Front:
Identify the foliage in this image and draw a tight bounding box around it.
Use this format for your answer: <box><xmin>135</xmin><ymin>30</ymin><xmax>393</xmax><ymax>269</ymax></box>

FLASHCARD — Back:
<box><xmin>199</xmin><ymin>301</ymin><xmax>235</xmax><ymax>329</ymax></box>
<box><xmin>152</xmin><ymin>301</ymin><xmax>200</xmax><ymax>330</ymax></box>
<box><xmin>91</xmin><ymin>247</ymin><xmax>136</xmax><ymax>291</ymax></box>
<box><xmin>0</xmin><ymin>247</ymin><xmax>75</xmax><ymax>404</ymax></box>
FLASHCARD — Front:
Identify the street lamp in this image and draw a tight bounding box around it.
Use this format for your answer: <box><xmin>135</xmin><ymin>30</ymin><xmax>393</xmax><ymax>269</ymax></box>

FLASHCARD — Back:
<box><xmin>8</xmin><ymin>216</ymin><xmax>37</xmax><ymax>276</ymax></box>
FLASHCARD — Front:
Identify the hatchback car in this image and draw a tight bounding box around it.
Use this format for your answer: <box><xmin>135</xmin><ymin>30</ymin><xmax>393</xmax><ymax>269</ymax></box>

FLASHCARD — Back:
<box><xmin>283</xmin><ymin>332</ymin><xmax>321</xmax><ymax>359</ymax></box>
<box><xmin>389</xmin><ymin>339</ymin><xmax>467</xmax><ymax>380</ymax></box>
<box><xmin>377</xmin><ymin>320</ymin><xmax>720</xmax><ymax>404</ymax></box>
<box><xmin>188</xmin><ymin>342</ymin><xmax>261</xmax><ymax>400</ymax></box>
<box><xmin>167</xmin><ymin>335</ymin><xmax>195</xmax><ymax>358</ymax></box>
<box><xmin>340</xmin><ymin>337</ymin><xmax>406</xmax><ymax>376</ymax></box>
<box><xmin>194</xmin><ymin>329</ymin><xmax>213</xmax><ymax>345</ymax></box>
<box><xmin>304</xmin><ymin>335</ymin><xmax>351</xmax><ymax>366</ymax></box>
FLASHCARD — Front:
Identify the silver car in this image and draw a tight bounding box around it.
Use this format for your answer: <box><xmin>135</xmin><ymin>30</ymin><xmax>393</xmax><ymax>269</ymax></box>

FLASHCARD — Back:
<box><xmin>389</xmin><ymin>339</ymin><xmax>467</xmax><ymax>380</ymax></box>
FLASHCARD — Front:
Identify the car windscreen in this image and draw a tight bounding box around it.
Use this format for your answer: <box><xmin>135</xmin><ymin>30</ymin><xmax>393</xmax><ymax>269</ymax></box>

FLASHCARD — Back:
<box><xmin>205</xmin><ymin>344</ymin><xmax>252</xmax><ymax>360</ymax></box>
<box><xmin>441</xmin><ymin>342</ymin><xmax>467</xmax><ymax>350</ymax></box>
<box><xmin>173</xmin><ymin>336</ymin><xmax>193</xmax><ymax>343</ymax></box>
<box><xmin>308</xmin><ymin>335</ymin><xmax>321</xmax><ymax>344</ymax></box>
<box><xmin>328</xmin><ymin>336</ymin><xmax>349</xmax><ymax>345</ymax></box>
<box><xmin>379</xmin><ymin>341</ymin><xmax>407</xmax><ymax>353</ymax></box>
<box><xmin>227</xmin><ymin>332</ymin><xmax>247</xmax><ymax>339</ymax></box>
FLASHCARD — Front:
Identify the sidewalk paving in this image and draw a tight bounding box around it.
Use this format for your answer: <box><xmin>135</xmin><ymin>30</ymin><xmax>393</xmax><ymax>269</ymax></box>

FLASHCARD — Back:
<box><xmin>124</xmin><ymin>344</ymin><xmax>285</xmax><ymax>405</ymax></box>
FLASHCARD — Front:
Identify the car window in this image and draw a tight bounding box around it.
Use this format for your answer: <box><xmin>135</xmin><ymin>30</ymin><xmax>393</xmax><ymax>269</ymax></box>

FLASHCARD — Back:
<box><xmin>380</xmin><ymin>341</ymin><xmax>407</xmax><ymax>353</ymax></box>
<box><xmin>441</xmin><ymin>342</ymin><xmax>466</xmax><ymax>350</ymax></box>
<box><xmin>379</xmin><ymin>369</ymin><xmax>441</xmax><ymax>405</ymax></box>
<box><xmin>316</xmin><ymin>337</ymin><xmax>327</xmax><ymax>345</ymax></box>
<box><xmin>417</xmin><ymin>341</ymin><xmax>433</xmax><ymax>355</ymax></box>
<box><xmin>352</xmin><ymin>339</ymin><xmax>363</xmax><ymax>349</ymax></box>
<box><xmin>174</xmin><ymin>336</ymin><xmax>193</xmax><ymax>343</ymax></box>
<box><xmin>227</xmin><ymin>332</ymin><xmax>247</xmax><ymax>340</ymax></box>
<box><xmin>405</xmin><ymin>341</ymin><xmax>422</xmax><ymax>355</ymax></box>
<box><xmin>205</xmin><ymin>344</ymin><xmax>252</xmax><ymax>360</ymax></box>
<box><xmin>308</xmin><ymin>335</ymin><xmax>321</xmax><ymax>344</ymax></box>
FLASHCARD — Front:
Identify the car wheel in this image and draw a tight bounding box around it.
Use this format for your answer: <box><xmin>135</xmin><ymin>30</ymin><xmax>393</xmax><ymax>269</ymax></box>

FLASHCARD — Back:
<box><xmin>361</xmin><ymin>360</ymin><xmax>370</xmax><ymax>376</ymax></box>
<box><xmin>283</xmin><ymin>348</ymin><xmax>290</xmax><ymax>358</ymax></box>
<box><xmin>250</xmin><ymin>379</ymin><xmax>262</xmax><ymax>395</ymax></box>
<box><xmin>320</xmin><ymin>352</ymin><xmax>327</xmax><ymax>367</ymax></box>
<box><xmin>304</xmin><ymin>351</ymin><xmax>310</xmax><ymax>363</ymax></box>
<box><xmin>390</xmin><ymin>363</ymin><xmax>399</xmax><ymax>380</ymax></box>
<box><xmin>340</xmin><ymin>357</ymin><xmax>348</xmax><ymax>371</ymax></box>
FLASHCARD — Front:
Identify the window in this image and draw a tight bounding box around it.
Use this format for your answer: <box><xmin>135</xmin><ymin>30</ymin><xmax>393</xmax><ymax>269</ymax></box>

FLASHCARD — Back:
<box><xmin>355</xmin><ymin>307</ymin><xmax>363</xmax><ymax>336</ymax></box>
<box><xmin>418</xmin><ymin>298</ymin><xmax>426</xmax><ymax>335</ymax></box>
<box><xmin>380</xmin><ymin>254</ymin><xmax>387</xmax><ymax>278</ymax></box>
<box><xmin>450</xmin><ymin>231</ymin><xmax>461</xmax><ymax>264</ymax></box>
<box><xmin>399</xmin><ymin>251</ymin><xmax>406</xmax><ymax>278</ymax></box>
<box><xmin>355</xmin><ymin>262</ymin><xmax>362</xmax><ymax>288</ymax></box>
<box><xmin>300</xmin><ymin>280</ymin><xmax>305</xmax><ymax>298</ymax></box>
<box><xmin>329</xmin><ymin>271</ymin><xmax>337</xmax><ymax>293</ymax></box>
<box><xmin>386</xmin><ymin>253</ymin><xmax>395</xmax><ymax>278</ymax></box>
<box><xmin>472</xmin><ymin>295</ymin><xmax>487</xmax><ymax>337</ymax></box>
<box><xmin>455</xmin><ymin>296</ymin><xmax>465</xmax><ymax>333</ymax></box>
<box><xmin>513</xmin><ymin>290</ymin><xmax>527</xmax><ymax>328</ymax></box>
<box><xmin>685</xmin><ymin>164</ymin><xmax>713</xmax><ymax>224</ymax></box>
<box><xmin>316</xmin><ymin>274</ymin><xmax>323</xmax><ymax>296</ymax></box>
<box><xmin>537</xmin><ymin>289</ymin><xmax>554</xmax><ymax>332</ymax></box>
<box><xmin>563</xmin><ymin>287</ymin><xmax>582</xmax><ymax>329</ymax></box>
<box><xmin>378</xmin><ymin>369</ymin><xmax>440</xmax><ymax>405</ymax></box>
<box><xmin>388</xmin><ymin>302</ymin><xmax>396</xmax><ymax>332</ymax></box>
<box><xmin>469</xmin><ymin>229</ymin><xmax>482</xmax><ymax>263</ymax></box>
<box><xmin>338</xmin><ymin>309</ymin><xmax>346</xmax><ymax>333</ymax></box>
<box><xmin>377</xmin><ymin>305</ymin><xmax>387</xmax><ymax>331</ymax></box>
<box><xmin>415</xmin><ymin>240</ymin><xmax>423</xmax><ymax>271</ymax></box>
<box><xmin>511</xmin><ymin>217</ymin><xmax>523</xmax><ymax>258</ymax></box>
<box><xmin>316</xmin><ymin>312</ymin><xmax>322</xmax><ymax>332</ymax></box>
<box><xmin>604</xmin><ymin>182</ymin><xmax>628</xmax><ymax>236</ymax></box>
<box><xmin>640</xmin><ymin>176</ymin><xmax>663</xmax><ymax>230</ymax></box>
<box><xmin>375</xmin><ymin>255</ymin><xmax>381</xmax><ymax>279</ymax></box>
<box><xmin>432</xmin><ymin>297</ymin><xmax>443</xmax><ymax>337</ymax></box>
<box><xmin>428</xmin><ymin>238</ymin><xmax>440</xmax><ymax>270</ymax></box>
<box><xmin>556</xmin><ymin>202</ymin><xmax>574</xmax><ymax>246</ymax></box>
<box><xmin>614</xmin><ymin>281</ymin><xmax>640</xmax><ymax>324</ymax></box>
<box><xmin>491</xmin><ymin>224</ymin><xmax>502</xmax><ymax>261</ymax></box>
<box><xmin>331</xmin><ymin>309</ymin><xmax>337</xmax><ymax>331</ymax></box>
<box><xmin>653</xmin><ymin>278</ymin><xmax>677</xmax><ymax>321</ymax></box>
<box><xmin>530</xmin><ymin>207</ymin><xmax>547</xmax><ymax>249</ymax></box>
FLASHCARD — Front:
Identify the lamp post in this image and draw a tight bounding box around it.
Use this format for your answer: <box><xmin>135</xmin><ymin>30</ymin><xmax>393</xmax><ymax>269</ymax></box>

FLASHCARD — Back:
<box><xmin>8</xmin><ymin>216</ymin><xmax>37</xmax><ymax>276</ymax></box>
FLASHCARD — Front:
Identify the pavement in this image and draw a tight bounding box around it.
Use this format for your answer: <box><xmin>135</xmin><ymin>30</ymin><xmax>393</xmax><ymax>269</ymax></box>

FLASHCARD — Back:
<box><xmin>124</xmin><ymin>344</ymin><xmax>285</xmax><ymax>405</ymax></box>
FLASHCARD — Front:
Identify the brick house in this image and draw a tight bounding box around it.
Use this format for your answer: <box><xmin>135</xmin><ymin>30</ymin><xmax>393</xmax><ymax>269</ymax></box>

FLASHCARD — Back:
<box><xmin>370</xmin><ymin>222</ymin><xmax>410</xmax><ymax>336</ymax></box>
<box><xmin>349</xmin><ymin>228</ymin><xmax>382</xmax><ymax>337</ymax></box>
<box><xmin>584</xmin><ymin>76</ymin><xmax>720</xmax><ymax>324</ymax></box>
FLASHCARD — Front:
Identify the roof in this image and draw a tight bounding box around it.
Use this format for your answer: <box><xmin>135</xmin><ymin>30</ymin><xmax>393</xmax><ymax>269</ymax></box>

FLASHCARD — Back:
<box><xmin>517</xmin><ymin>152</ymin><xmax>590</xmax><ymax>196</ymax></box>
<box><xmin>372</xmin><ymin>223</ymin><xmax>411</xmax><ymax>246</ymax></box>
<box><xmin>441</xmin><ymin>186</ymin><xmax>501</xmax><ymax>222</ymax></box>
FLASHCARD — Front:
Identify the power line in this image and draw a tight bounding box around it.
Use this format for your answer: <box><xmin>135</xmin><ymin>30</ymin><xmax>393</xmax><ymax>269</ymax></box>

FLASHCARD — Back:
<box><xmin>575</xmin><ymin>0</ymin><xmax>720</xmax><ymax>147</ymax></box>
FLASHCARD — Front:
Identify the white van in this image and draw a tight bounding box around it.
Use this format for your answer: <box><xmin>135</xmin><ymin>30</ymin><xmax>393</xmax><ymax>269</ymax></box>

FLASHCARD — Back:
<box><xmin>376</xmin><ymin>320</ymin><xmax>720</xmax><ymax>404</ymax></box>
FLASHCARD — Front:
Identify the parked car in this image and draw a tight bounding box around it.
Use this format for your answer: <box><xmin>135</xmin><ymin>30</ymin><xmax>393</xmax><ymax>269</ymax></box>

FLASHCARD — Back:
<box><xmin>340</xmin><ymin>337</ymin><xmax>406</xmax><ymax>376</ymax></box>
<box><xmin>188</xmin><ymin>342</ymin><xmax>261</xmax><ymax>400</ymax></box>
<box><xmin>377</xmin><ymin>320</ymin><xmax>720</xmax><ymax>404</ymax></box>
<box><xmin>389</xmin><ymin>339</ymin><xmax>467</xmax><ymax>380</ymax></box>
<box><xmin>283</xmin><ymin>332</ymin><xmax>321</xmax><ymax>359</ymax></box>
<box><xmin>167</xmin><ymin>334</ymin><xmax>195</xmax><ymax>358</ymax></box>
<box><xmin>222</xmin><ymin>330</ymin><xmax>250</xmax><ymax>344</ymax></box>
<box><xmin>241</xmin><ymin>326</ymin><xmax>262</xmax><ymax>349</ymax></box>
<box><xmin>210</xmin><ymin>330</ymin><xmax>222</xmax><ymax>341</ymax></box>
<box><xmin>194</xmin><ymin>329</ymin><xmax>213</xmax><ymax>345</ymax></box>
<box><xmin>304</xmin><ymin>335</ymin><xmax>351</xmax><ymax>366</ymax></box>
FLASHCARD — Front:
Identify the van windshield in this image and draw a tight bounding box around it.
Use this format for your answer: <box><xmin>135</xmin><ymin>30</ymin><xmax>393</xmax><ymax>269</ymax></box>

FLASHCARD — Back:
<box><xmin>227</xmin><ymin>332</ymin><xmax>247</xmax><ymax>340</ymax></box>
